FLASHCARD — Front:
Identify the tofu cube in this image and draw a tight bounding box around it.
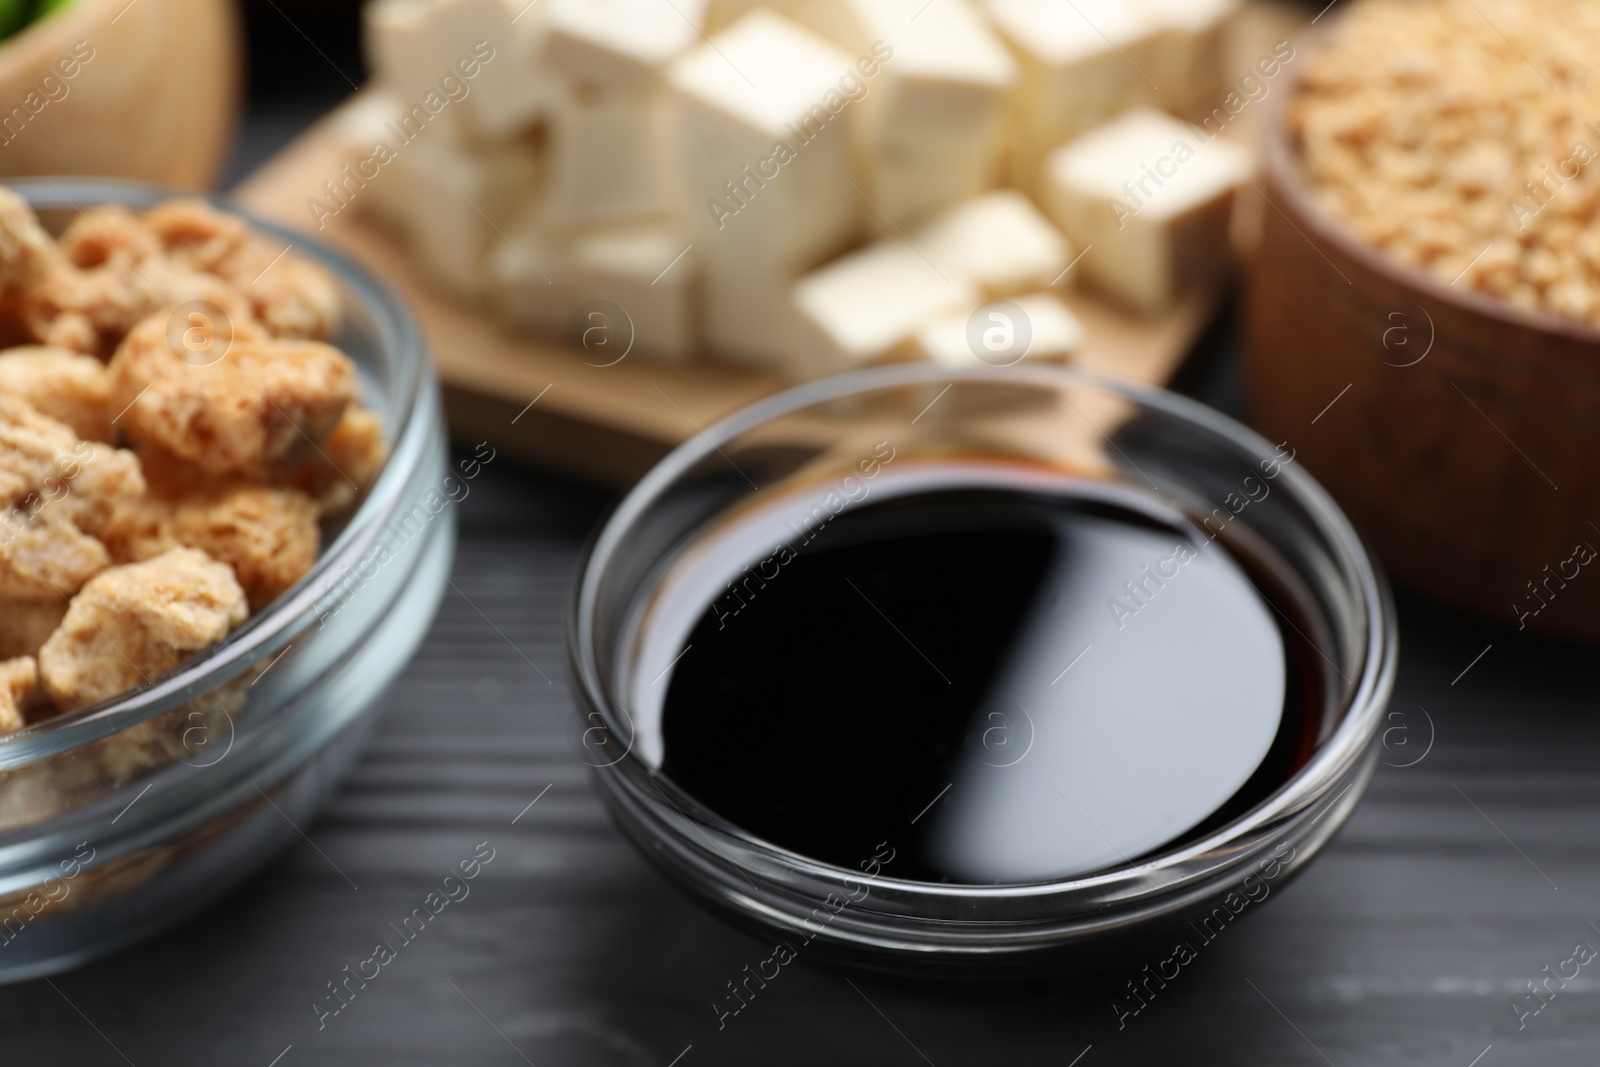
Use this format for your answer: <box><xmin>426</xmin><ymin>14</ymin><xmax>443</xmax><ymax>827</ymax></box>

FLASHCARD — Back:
<box><xmin>984</xmin><ymin>0</ymin><xmax>1161</xmax><ymax>194</ymax></box>
<box><xmin>466</xmin><ymin>3</ymin><xmax>552</xmax><ymax>141</ymax></box>
<box><xmin>329</xmin><ymin>90</ymin><xmax>404</xmax><ymax>167</ymax></box>
<box><xmin>330</xmin><ymin>91</ymin><xmax>427</xmax><ymax>232</ymax></box>
<box><xmin>903</xmin><ymin>292</ymin><xmax>1083</xmax><ymax>367</ymax></box>
<box><xmin>668</xmin><ymin>12</ymin><xmax>861</xmax><ymax>277</ymax></box>
<box><xmin>487</xmin><ymin>208</ymin><xmax>571</xmax><ymax>332</ymax></box>
<box><xmin>701</xmin><ymin>263</ymin><xmax>817</xmax><ymax>369</ymax></box>
<box><xmin>363</xmin><ymin>0</ymin><xmax>547</xmax><ymax>142</ymax></box>
<box><xmin>868</xmin><ymin>122</ymin><xmax>1004</xmax><ymax>236</ymax></box>
<box><xmin>1141</xmin><ymin>0</ymin><xmax>1241</xmax><ymax>121</ymax></box>
<box><xmin>363</xmin><ymin>0</ymin><xmax>435</xmax><ymax>99</ymax></box>
<box><xmin>489</xmin><ymin>212</ymin><xmax>698</xmax><ymax>361</ymax></box>
<box><xmin>544</xmin><ymin>0</ymin><xmax>709</xmax><ymax>90</ymax></box>
<box><xmin>542</xmin><ymin>81</ymin><xmax>678</xmax><ymax>231</ymax></box>
<box><xmin>705</xmin><ymin>0</ymin><xmax>802</xmax><ymax>32</ymax></box>
<box><xmin>668</xmin><ymin>12</ymin><xmax>863</xmax><ymax>367</ymax></box>
<box><xmin>362</xmin><ymin>1</ymin><xmax>466</xmax><ymax>145</ymax></box>
<box><xmin>790</xmin><ymin>240</ymin><xmax>978</xmax><ymax>375</ymax></box>
<box><xmin>795</xmin><ymin>0</ymin><xmax>1018</xmax><ymax>231</ymax></box>
<box><xmin>568</xmin><ymin>225</ymin><xmax>698</xmax><ymax>361</ymax></box>
<box><xmin>387</xmin><ymin>137</ymin><xmax>542</xmax><ymax>298</ymax></box>
<box><xmin>917</xmin><ymin>190</ymin><xmax>1073</xmax><ymax>298</ymax></box>
<box><xmin>1042</xmin><ymin>109</ymin><xmax>1252</xmax><ymax>314</ymax></box>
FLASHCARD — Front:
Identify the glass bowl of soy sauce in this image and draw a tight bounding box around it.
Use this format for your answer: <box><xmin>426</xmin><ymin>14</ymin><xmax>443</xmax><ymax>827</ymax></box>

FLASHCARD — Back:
<box><xmin>570</xmin><ymin>363</ymin><xmax>1396</xmax><ymax>981</ymax></box>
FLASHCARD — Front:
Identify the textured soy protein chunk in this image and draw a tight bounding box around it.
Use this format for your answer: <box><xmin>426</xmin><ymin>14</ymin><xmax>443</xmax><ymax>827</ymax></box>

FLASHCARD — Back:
<box><xmin>0</xmin><ymin>655</ymin><xmax>39</xmax><ymax>733</ymax></box>
<box><xmin>139</xmin><ymin>199</ymin><xmax>342</xmax><ymax>341</ymax></box>
<box><xmin>286</xmin><ymin>405</ymin><xmax>388</xmax><ymax>515</ymax></box>
<box><xmin>0</xmin><ymin>391</ymin><xmax>145</xmax><ymax>548</ymax></box>
<box><xmin>102</xmin><ymin>484</ymin><xmax>320</xmax><ymax>611</ymax></box>
<box><xmin>0</xmin><ymin>394</ymin><xmax>153</xmax><ymax>603</ymax></box>
<box><xmin>0</xmin><ymin>191</ymin><xmax>386</xmax><ymax>724</ymax></box>
<box><xmin>0</xmin><ymin>187</ymin><xmax>59</xmax><ymax>295</ymax></box>
<box><xmin>0</xmin><ymin>346</ymin><xmax>115</xmax><ymax>442</ymax></box>
<box><xmin>0</xmin><ymin>190</ymin><xmax>247</xmax><ymax>357</ymax></box>
<box><xmin>0</xmin><ymin>192</ymin><xmax>341</xmax><ymax>356</ymax></box>
<box><xmin>23</xmin><ymin>258</ymin><xmax>254</xmax><ymax>358</ymax></box>
<box><xmin>53</xmin><ymin>443</ymin><xmax>147</xmax><ymax>541</ymax></box>
<box><xmin>108</xmin><ymin>313</ymin><xmax>360</xmax><ymax>478</ymax></box>
<box><xmin>0</xmin><ymin>393</ymin><xmax>87</xmax><ymax>509</ymax></box>
<box><xmin>39</xmin><ymin>547</ymin><xmax>248</xmax><ymax>712</ymax></box>
<box><xmin>57</xmin><ymin>205</ymin><xmax>163</xmax><ymax>269</ymax></box>
<box><xmin>0</xmin><ymin>599</ymin><xmax>67</xmax><ymax>659</ymax></box>
<box><xmin>0</xmin><ymin>508</ymin><xmax>111</xmax><ymax>600</ymax></box>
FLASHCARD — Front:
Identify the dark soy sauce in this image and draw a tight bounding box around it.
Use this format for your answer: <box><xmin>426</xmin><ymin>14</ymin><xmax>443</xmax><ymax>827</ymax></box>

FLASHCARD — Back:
<box><xmin>647</xmin><ymin>469</ymin><xmax>1326</xmax><ymax>884</ymax></box>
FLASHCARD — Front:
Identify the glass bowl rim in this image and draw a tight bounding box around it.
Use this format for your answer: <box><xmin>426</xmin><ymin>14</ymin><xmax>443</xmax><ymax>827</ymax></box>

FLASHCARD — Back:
<box><xmin>571</xmin><ymin>361</ymin><xmax>1398</xmax><ymax>902</ymax></box>
<box><xmin>0</xmin><ymin>176</ymin><xmax>433</xmax><ymax>767</ymax></box>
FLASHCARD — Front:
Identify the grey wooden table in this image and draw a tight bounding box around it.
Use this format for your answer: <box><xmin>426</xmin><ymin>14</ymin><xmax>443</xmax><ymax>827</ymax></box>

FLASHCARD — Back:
<box><xmin>0</xmin><ymin>109</ymin><xmax>1586</xmax><ymax>1063</ymax></box>
<box><xmin>3</xmin><ymin>418</ymin><xmax>1596</xmax><ymax>1065</ymax></box>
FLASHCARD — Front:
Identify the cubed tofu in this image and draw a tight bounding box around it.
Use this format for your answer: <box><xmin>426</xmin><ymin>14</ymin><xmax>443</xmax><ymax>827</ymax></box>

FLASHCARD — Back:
<box><xmin>363</xmin><ymin>0</ymin><xmax>546</xmax><ymax>142</ymax></box>
<box><xmin>917</xmin><ymin>191</ymin><xmax>1073</xmax><ymax>298</ymax></box>
<box><xmin>330</xmin><ymin>90</ymin><xmax>406</xmax><ymax>169</ymax></box>
<box><xmin>362</xmin><ymin>0</ymin><xmax>470</xmax><ymax>144</ymax></box>
<box><xmin>704</xmin><ymin>0</ymin><xmax>820</xmax><ymax>32</ymax></box>
<box><xmin>544</xmin><ymin>0</ymin><xmax>709</xmax><ymax>89</ymax></box>
<box><xmin>330</xmin><ymin>91</ymin><xmax>421</xmax><ymax>234</ymax></box>
<box><xmin>669</xmin><ymin>12</ymin><xmax>863</xmax><ymax>367</ymax></box>
<box><xmin>669</xmin><ymin>12</ymin><xmax>861</xmax><ymax>276</ymax></box>
<box><xmin>794</xmin><ymin>0</ymin><xmax>1018</xmax><ymax>231</ymax></box>
<box><xmin>984</xmin><ymin>0</ymin><xmax>1161</xmax><ymax>194</ymax></box>
<box><xmin>700</xmin><ymin>262</ymin><xmax>815</xmax><ymax>368</ymax></box>
<box><xmin>486</xmin><ymin>205</ymin><xmax>570</xmax><ymax>332</ymax></box>
<box><xmin>458</xmin><ymin>0</ymin><xmax>550</xmax><ymax>140</ymax></box>
<box><xmin>1141</xmin><ymin>0</ymin><xmax>1240</xmax><ymax>121</ymax></box>
<box><xmin>362</xmin><ymin>0</ymin><xmax>433</xmax><ymax>98</ymax></box>
<box><xmin>1042</xmin><ymin>109</ymin><xmax>1253</xmax><ymax>313</ymax></box>
<box><xmin>346</xmin><ymin>100</ymin><xmax>429</xmax><ymax>233</ymax></box>
<box><xmin>790</xmin><ymin>240</ymin><xmax>977</xmax><ymax>375</ymax></box>
<box><xmin>488</xmin><ymin>208</ymin><xmax>695</xmax><ymax>359</ymax></box>
<box><xmin>568</xmin><ymin>225</ymin><xmax>697</xmax><ymax>360</ymax></box>
<box><xmin>869</xmin><ymin>133</ymin><xmax>1002</xmax><ymax>237</ymax></box>
<box><xmin>384</xmin><ymin>137</ymin><xmax>542</xmax><ymax>298</ymax></box>
<box><xmin>902</xmin><ymin>291</ymin><xmax>1083</xmax><ymax>367</ymax></box>
<box><xmin>543</xmin><ymin>81</ymin><xmax>678</xmax><ymax>232</ymax></box>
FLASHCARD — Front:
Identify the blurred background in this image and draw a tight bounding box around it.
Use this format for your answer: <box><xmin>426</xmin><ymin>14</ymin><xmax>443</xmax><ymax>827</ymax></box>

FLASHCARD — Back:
<box><xmin>230</xmin><ymin>0</ymin><xmax>366</xmax><ymax>184</ymax></box>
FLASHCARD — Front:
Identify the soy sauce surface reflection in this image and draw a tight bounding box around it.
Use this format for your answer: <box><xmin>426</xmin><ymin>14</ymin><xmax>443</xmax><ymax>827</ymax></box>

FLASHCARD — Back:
<box><xmin>657</xmin><ymin>483</ymin><xmax>1323</xmax><ymax>884</ymax></box>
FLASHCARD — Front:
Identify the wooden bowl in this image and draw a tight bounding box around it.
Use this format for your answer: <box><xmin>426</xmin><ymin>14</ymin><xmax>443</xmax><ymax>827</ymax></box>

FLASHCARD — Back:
<box><xmin>0</xmin><ymin>0</ymin><xmax>240</xmax><ymax>187</ymax></box>
<box><xmin>1244</xmin><ymin>34</ymin><xmax>1600</xmax><ymax>642</ymax></box>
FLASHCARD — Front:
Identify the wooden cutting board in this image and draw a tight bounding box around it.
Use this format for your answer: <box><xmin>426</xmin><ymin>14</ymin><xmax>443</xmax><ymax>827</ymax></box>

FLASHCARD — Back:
<box><xmin>236</xmin><ymin>125</ymin><xmax>1215</xmax><ymax>486</ymax></box>
<box><xmin>234</xmin><ymin>3</ymin><xmax>1308</xmax><ymax>486</ymax></box>
<box><xmin>241</xmin><ymin>130</ymin><xmax>1257</xmax><ymax>487</ymax></box>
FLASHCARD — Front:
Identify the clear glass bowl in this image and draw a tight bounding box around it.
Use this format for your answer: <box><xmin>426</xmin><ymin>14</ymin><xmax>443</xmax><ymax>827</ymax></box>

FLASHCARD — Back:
<box><xmin>571</xmin><ymin>363</ymin><xmax>1397</xmax><ymax>981</ymax></box>
<box><xmin>0</xmin><ymin>179</ymin><xmax>453</xmax><ymax>982</ymax></box>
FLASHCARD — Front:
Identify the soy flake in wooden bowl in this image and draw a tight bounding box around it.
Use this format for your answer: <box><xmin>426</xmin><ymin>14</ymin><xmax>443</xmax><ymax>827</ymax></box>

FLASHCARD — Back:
<box><xmin>1244</xmin><ymin>4</ymin><xmax>1600</xmax><ymax>642</ymax></box>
